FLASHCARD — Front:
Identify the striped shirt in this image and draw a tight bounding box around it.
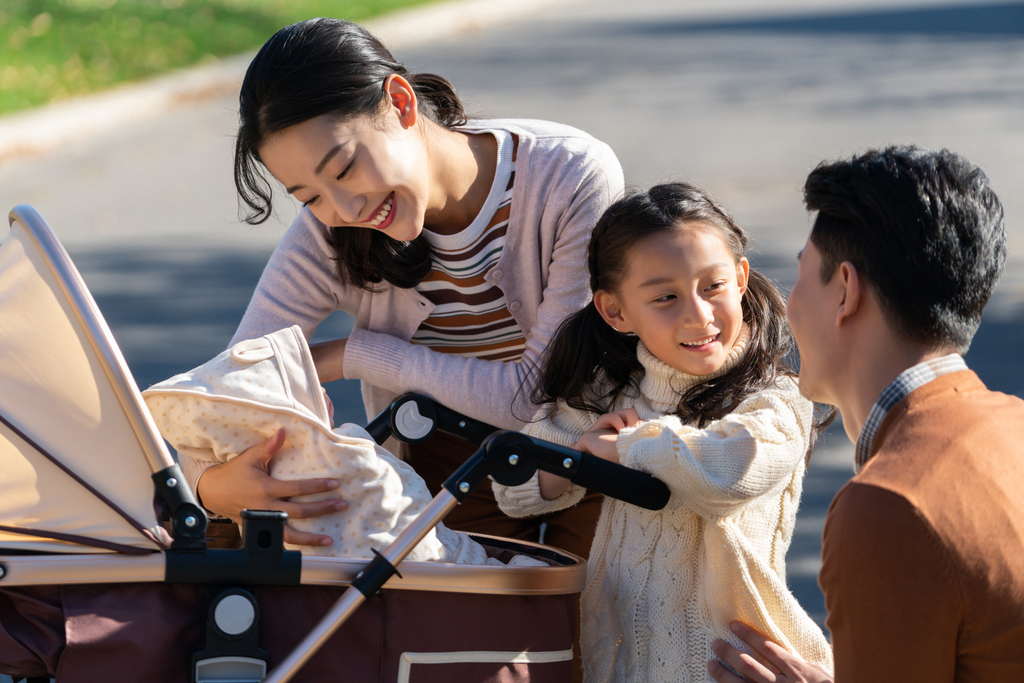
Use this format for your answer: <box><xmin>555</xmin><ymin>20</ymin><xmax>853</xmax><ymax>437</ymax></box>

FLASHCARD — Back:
<box><xmin>855</xmin><ymin>353</ymin><xmax>968</xmax><ymax>470</ymax></box>
<box><xmin>411</xmin><ymin>130</ymin><xmax>526</xmax><ymax>362</ymax></box>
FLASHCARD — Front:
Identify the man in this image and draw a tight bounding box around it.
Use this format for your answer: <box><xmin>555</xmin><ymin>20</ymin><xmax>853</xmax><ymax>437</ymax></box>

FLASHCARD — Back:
<box><xmin>708</xmin><ymin>146</ymin><xmax>1024</xmax><ymax>682</ymax></box>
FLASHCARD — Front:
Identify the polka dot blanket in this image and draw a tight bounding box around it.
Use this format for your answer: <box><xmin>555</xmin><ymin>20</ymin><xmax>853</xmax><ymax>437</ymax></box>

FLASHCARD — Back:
<box><xmin>142</xmin><ymin>325</ymin><xmax>542</xmax><ymax>566</ymax></box>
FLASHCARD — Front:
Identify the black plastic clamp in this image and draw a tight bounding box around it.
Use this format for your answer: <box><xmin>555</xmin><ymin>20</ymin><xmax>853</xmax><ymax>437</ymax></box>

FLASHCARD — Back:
<box><xmin>350</xmin><ymin>548</ymin><xmax>403</xmax><ymax>598</ymax></box>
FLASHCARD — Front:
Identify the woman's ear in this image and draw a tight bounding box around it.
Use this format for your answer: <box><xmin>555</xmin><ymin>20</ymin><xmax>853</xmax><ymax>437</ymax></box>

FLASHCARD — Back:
<box><xmin>594</xmin><ymin>290</ymin><xmax>630</xmax><ymax>333</ymax></box>
<box><xmin>385</xmin><ymin>73</ymin><xmax>418</xmax><ymax>128</ymax></box>
<box><xmin>736</xmin><ymin>257</ymin><xmax>750</xmax><ymax>295</ymax></box>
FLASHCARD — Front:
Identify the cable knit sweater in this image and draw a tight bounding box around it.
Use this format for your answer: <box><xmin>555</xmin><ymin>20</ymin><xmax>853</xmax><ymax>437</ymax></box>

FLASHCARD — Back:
<box><xmin>493</xmin><ymin>336</ymin><xmax>833</xmax><ymax>683</ymax></box>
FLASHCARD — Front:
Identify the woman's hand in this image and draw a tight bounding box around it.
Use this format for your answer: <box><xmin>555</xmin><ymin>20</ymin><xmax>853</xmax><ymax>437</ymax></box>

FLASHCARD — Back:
<box><xmin>310</xmin><ymin>337</ymin><xmax>348</xmax><ymax>383</ymax></box>
<box><xmin>572</xmin><ymin>408</ymin><xmax>641</xmax><ymax>463</ymax></box>
<box><xmin>707</xmin><ymin>622</ymin><xmax>833</xmax><ymax>683</ymax></box>
<box><xmin>195</xmin><ymin>428</ymin><xmax>348</xmax><ymax>547</ymax></box>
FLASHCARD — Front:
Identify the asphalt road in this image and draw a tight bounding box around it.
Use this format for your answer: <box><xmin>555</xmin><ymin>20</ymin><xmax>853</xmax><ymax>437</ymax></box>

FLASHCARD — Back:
<box><xmin>1</xmin><ymin>0</ymin><xmax>1022</xmax><ymax>634</ymax></box>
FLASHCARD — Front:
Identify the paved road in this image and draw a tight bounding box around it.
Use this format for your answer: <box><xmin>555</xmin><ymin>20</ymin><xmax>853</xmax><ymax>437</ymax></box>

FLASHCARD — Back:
<box><xmin>2</xmin><ymin>0</ymin><xmax>1022</xmax><ymax>632</ymax></box>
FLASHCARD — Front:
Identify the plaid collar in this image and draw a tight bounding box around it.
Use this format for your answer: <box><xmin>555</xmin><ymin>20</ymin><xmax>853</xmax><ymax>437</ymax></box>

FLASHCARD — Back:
<box><xmin>855</xmin><ymin>353</ymin><xmax>968</xmax><ymax>471</ymax></box>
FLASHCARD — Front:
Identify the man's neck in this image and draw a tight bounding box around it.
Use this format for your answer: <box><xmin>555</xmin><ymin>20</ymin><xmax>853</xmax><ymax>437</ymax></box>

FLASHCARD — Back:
<box><xmin>837</xmin><ymin>338</ymin><xmax>954</xmax><ymax>444</ymax></box>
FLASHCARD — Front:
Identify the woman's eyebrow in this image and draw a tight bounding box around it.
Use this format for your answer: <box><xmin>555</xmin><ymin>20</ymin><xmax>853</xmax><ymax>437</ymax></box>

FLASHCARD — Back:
<box><xmin>316</xmin><ymin>144</ymin><xmax>344</xmax><ymax>174</ymax></box>
<box><xmin>285</xmin><ymin>144</ymin><xmax>346</xmax><ymax>194</ymax></box>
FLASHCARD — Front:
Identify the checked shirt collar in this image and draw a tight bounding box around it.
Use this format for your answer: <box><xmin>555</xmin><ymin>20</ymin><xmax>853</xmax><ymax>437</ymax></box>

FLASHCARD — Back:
<box><xmin>855</xmin><ymin>353</ymin><xmax>968</xmax><ymax>471</ymax></box>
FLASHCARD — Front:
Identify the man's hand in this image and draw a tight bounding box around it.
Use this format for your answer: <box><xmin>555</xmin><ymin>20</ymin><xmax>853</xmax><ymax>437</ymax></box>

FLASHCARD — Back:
<box><xmin>707</xmin><ymin>622</ymin><xmax>833</xmax><ymax>683</ymax></box>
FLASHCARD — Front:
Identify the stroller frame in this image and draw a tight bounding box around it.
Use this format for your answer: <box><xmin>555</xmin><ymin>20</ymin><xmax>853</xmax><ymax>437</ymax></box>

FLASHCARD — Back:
<box><xmin>0</xmin><ymin>205</ymin><xmax>668</xmax><ymax>683</ymax></box>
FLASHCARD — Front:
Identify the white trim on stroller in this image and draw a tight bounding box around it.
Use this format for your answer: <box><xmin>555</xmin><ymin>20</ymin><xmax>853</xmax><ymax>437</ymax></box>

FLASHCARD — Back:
<box><xmin>397</xmin><ymin>648</ymin><xmax>574</xmax><ymax>683</ymax></box>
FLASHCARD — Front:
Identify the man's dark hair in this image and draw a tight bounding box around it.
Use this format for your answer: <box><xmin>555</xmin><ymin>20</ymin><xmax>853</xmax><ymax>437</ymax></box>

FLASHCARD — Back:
<box><xmin>804</xmin><ymin>145</ymin><xmax>1005</xmax><ymax>352</ymax></box>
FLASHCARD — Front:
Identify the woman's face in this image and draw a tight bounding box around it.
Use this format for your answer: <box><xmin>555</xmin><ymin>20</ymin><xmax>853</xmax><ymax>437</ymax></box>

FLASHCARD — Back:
<box><xmin>258</xmin><ymin>87</ymin><xmax>430</xmax><ymax>241</ymax></box>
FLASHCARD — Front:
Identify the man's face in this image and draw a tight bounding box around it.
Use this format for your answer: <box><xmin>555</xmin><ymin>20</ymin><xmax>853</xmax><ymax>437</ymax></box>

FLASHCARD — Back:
<box><xmin>787</xmin><ymin>238</ymin><xmax>842</xmax><ymax>405</ymax></box>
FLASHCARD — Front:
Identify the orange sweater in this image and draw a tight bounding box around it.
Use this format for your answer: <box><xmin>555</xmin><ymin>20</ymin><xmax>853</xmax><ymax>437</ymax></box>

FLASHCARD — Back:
<box><xmin>820</xmin><ymin>371</ymin><xmax>1024</xmax><ymax>682</ymax></box>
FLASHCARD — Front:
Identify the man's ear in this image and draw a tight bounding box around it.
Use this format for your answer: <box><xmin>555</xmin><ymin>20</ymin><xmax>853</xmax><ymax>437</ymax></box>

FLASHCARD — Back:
<box><xmin>385</xmin><ymin>73</ymin><xmax>418</xmax><ymax>128</ymax></box>
<box><xmin>593</xmin><ymin>290</ymin><xmax>630</xmax><ymax>333</ymax></box>
<box><xmin>836</xmin><ymin>261</ymin><xmax>863</xmax><ymax>327</ymax></box>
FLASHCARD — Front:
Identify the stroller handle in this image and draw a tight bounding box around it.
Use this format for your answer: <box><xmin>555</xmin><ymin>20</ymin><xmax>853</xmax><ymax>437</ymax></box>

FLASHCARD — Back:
<box><xmin>367</xmin><ymin>394</ymin><xmax>671</xmax><ymax>511</ymax></box>
<box><xmin>447</xmin><ymin>430</ymin><xmax>672</xmax><ymax>512</ymax></box>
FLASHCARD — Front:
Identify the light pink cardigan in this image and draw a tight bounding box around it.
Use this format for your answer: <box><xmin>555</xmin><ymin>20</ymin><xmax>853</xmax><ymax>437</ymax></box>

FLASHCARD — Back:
<box><xmin>228</xmin><ymin>118</ymin><xmax>623</xmax><ymax>428</ymax></box>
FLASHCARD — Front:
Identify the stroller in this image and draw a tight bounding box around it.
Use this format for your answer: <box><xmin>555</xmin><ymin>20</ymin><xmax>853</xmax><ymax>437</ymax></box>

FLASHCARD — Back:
<box><xmin>0</xmin><ymin>206</ymin><xmax>670</xmax><ymax>683</ymax></box>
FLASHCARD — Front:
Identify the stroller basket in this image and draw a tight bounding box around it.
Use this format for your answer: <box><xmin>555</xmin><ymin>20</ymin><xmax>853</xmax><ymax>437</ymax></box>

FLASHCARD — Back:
<box><xmin>0</xmin><ymin>206</ymin><xmax>669</xmax><ymax>683</ymax></box>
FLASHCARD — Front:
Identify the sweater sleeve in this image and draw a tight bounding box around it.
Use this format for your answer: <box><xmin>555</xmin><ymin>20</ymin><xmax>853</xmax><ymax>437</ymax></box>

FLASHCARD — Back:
<box><xmin>820</xmin><ymin>483</ymin><xmax>961</xmax><ymax>683</ymax></box>
<box><xmin>615</xmin><ymin>378</ymin><xmax>812</xmax><ymax>520</ymax></box>
<box><xmin>492</xmin><ymin>402</ymin><xmax>597</xmax><ymax>517</ymax></box>
<box><xmin>230</xmin><ymin>211</ymin><xmax>363</xmax><ymax>346</ymax></box>
<box><xmin>341</xmin><ymin>138</ymin><xmax>623</xmax><ymax>430</ymax></box>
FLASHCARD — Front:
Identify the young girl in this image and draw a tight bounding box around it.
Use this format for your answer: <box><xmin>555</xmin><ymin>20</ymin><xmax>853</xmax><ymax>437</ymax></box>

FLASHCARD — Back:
<box><xmin>493</xmin><ymin>183</ymin><xmax>834</xmax><ymax>682</ymax></box>
<box><xmin>191</xmin><ymin>18</ymin><xmax>621</xmax><ymax>559</ymax></box>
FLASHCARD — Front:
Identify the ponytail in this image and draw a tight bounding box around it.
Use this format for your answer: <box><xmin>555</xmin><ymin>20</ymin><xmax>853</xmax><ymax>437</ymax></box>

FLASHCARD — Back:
<box><xmin>533</xmin><ymin>302</ymin><xmax>642</xmax><ymax>415</ymax></box>
<box><xmin>408</xmin><ymin>73</ymin><xmax>467</xmax><ymax>129</ymax></box>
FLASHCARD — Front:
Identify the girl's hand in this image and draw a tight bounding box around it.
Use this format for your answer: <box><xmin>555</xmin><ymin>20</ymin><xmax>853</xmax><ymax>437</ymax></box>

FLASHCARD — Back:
<box><xmin>310</xmin><ymin>337</ymin><xmax>348</xmax><ymax>383</ymax></box>
<box><xmin>195</xmin><ymin>428</ymin><xmax>348</xmax><ymax>547</ymax></box>
<box><xmin>591</xmin><ymin>408</ymin><xmax>640</xmax><ymax>433</ymax></box>
<box><xmin>707</xmin><ymin>622</ymin><xmax>833</xmax><ymax>683</ymax></box>
<box><xmin>572</xmin><ymin>408</ymin><xmax>641</xmax><ymax>463</ymax></box>
<box><xmin>573</xmin><ymin>428</ymin><xmax>621</xmax><ymax>462</ymax></box>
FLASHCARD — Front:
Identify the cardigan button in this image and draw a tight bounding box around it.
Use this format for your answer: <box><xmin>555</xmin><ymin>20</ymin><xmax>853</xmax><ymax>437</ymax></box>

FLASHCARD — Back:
<box><xmin>490</xmin><ymin>269</ymin><xmax>503</xmax><ymax>281</ymax></box>
<box><xmin>509</xmin><ymin>301</ymin><xmax>521</xmax><ymax>312</ymax></box>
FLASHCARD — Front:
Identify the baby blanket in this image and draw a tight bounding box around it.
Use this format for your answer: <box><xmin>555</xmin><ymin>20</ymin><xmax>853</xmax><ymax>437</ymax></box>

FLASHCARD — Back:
<box><xmin>142</xmin><ymin>326</ymin><xmax>540</xmax><ymax>566</ymax></box>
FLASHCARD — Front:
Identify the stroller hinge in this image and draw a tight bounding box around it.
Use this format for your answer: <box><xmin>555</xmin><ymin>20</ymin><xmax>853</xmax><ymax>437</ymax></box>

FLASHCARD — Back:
<box><xmin>153</xmin><ymin>464</ymin><xmax>208</xmax><ymax>549</ymax></box>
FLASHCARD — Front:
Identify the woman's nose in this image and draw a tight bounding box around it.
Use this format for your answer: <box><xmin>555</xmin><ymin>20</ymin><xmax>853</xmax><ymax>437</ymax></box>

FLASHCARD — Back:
<box><xmin>326</xmin><ymin>188</ymin><xmax>363</xmax><ymax>226</ymax></box>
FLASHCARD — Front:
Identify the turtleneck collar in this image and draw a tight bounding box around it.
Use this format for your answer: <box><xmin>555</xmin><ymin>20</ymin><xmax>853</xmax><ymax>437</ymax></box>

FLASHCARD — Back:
<box><xmin>636</xmin><ymin>325</ymin><xmax>751</xmax><ymax>412</ymax></box>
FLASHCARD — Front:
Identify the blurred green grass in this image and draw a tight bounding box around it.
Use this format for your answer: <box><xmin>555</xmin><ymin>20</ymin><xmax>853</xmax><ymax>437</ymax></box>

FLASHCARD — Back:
<box><xmin>0</xmin><ymin>0</ymin><xmax>436</xmax><ymax>116</ymax></box>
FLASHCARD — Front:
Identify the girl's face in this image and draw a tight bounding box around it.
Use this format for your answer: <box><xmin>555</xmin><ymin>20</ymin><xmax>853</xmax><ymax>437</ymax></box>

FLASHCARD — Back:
<box><xmin>257</xmin><ymin>77</ymin><xmax>431</xmax><ymax>242</ymax></box>
<box><xmin>594</xmin><ymin>223</ymin><xmax>749</xmax><ymax>377</ymax></box>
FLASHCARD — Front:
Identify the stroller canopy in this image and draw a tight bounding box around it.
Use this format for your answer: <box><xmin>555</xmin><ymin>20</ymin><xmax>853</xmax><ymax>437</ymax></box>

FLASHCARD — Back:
<box><xmin>0</xmin><ymin>206</ymin><xmax>172</xmax><ymax>554</ymax></box>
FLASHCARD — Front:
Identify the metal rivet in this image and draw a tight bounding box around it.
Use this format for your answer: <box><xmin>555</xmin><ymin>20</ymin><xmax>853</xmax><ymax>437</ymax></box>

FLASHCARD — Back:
<box><xmin>459</xmin><ymin>421</ymin><xmax>466</xmax><ymax>428</ymax></box>
<box><xmin>0</xmin><ymin>565</ymin><xmax>6</xmax><ymax>579</ymax></box>
<box><xmin>184</xmin><ymin>515</ymin><xmax>198</xmax><ymax>528</ymax></box>
<box><xmin>562</xmin><ymin>458</ymin><xmax>573</xmax><ymax>469</ymax></box>
<box><xmin>166</xmin><ymin>477</ymin><xmax>178</xmax><ymax>488</ymax></box>
<box><xmin>459</xmin><ymin>482</ymin><xmax>470</xmax><ymax>493</ymax></box>
<box><xmin>508</xmin><ymin>454</ymin><xmax>519</xmax><ymax>466</ymax></box>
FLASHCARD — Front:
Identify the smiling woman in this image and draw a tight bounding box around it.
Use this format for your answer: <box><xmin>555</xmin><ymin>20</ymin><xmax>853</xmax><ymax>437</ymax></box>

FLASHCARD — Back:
<box><xmin>187</xmin><ymin>18</ymin><xmax>624</xmax><ymax>601</ymax></box>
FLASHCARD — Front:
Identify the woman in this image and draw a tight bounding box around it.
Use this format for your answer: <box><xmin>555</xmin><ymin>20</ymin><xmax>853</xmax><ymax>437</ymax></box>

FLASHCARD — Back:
<box><xmin>187</xmin><ymin>17</ymin><xmax>624</xmax><ymax>559</ymax></box>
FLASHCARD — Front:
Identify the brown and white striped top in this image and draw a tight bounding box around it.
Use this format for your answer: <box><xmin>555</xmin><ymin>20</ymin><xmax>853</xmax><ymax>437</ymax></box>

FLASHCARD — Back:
<box><xmin>412</xmin><ymin>130</ymin><xmax>526</xmax><ymax>362</ymax></box>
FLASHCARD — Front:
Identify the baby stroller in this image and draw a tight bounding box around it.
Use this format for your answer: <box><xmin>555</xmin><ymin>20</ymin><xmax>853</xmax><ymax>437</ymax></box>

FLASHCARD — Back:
<box><xmin>0</xmin><ymin>206</ymin><xmax>670</xmax><ymax>683</ymax></box>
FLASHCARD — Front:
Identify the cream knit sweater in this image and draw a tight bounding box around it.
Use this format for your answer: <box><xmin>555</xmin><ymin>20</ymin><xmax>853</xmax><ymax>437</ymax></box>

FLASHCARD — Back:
<box><xmin>494</xmin><ymin>335</ymin><xmax>834</xmax><ymax>682</ymax></box>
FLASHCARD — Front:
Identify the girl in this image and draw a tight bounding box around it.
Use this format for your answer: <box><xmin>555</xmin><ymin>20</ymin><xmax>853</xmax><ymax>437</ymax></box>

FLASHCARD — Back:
<box><xmin>189</xmin><ymin>18</ymin><xmax>622</xmax><ymax>559</ymax></box>
<box><xmin>493</xmin><ymin>183</ymin><xmax>834</xmax><ymax>682</ymax></box>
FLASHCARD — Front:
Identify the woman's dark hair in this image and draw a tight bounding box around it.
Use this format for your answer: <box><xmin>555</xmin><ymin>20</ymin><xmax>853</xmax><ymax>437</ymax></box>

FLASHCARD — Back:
<box><xmin>536</xmin><ymin>182</ymin><xmax>833</xmax><ymax>441</ymax></box>
<box><xmin>234</xmin><ymin>18</ymin><xmax>468</xmax><ymax>290</ymax></box>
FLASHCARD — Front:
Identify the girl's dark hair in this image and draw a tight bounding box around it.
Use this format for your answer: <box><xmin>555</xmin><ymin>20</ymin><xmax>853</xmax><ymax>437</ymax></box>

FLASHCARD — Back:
<box><xmin>536</xmin><ymin>182</ymin><xmax>833</xmax><ymax>442</ymax></box>
<box><xmin>234</xmin><ymin>18</ymin><xmax>468</xmax><ymax>290</ymax></box>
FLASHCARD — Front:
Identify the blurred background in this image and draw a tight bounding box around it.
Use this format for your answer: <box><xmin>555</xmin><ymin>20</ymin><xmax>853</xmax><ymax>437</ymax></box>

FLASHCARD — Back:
<box><xmin>1</xmin><ymin>0</ymin><xmax>1022</xmax><ymax>638</ymax></box>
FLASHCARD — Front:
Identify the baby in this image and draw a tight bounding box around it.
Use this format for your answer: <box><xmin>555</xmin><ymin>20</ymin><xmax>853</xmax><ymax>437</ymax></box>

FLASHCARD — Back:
<box><xmin>143</xmin><ymin>325</ymin><xmax>541</xmax><ymax>567</ymax></box>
